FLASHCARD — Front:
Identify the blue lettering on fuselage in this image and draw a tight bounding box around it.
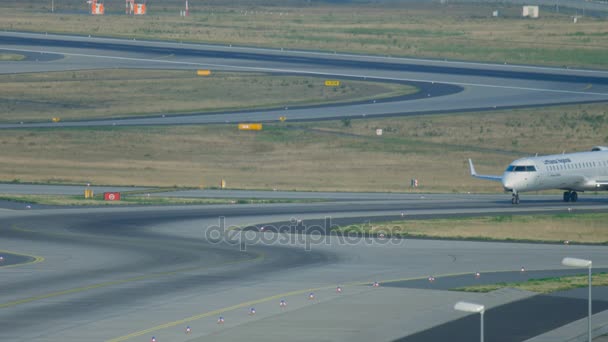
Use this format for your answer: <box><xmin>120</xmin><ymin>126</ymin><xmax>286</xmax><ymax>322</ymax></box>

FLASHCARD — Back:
<box><xmin>543</xmin><ymin>158</ymin><xmax>572</xmax><ymax>165</ymax></box>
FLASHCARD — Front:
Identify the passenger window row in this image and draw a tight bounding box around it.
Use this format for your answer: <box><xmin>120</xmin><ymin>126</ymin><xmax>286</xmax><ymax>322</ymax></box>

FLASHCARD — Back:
<box><xmin>546</xmin><ymin>160</ymin><xmax>608</xmax><ymax>172</ymax></box>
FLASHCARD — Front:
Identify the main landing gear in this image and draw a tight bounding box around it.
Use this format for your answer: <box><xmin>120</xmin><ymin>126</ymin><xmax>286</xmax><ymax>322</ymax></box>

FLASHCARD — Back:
<box><xmin>563</xmin><ymin>191</ymin><xmax>578</xmax><ymax>202</ymax></box>
<box><xmin>511</xmin><ymin>192</ymin><xmax>520</xmax><ymax>205</ymax></box>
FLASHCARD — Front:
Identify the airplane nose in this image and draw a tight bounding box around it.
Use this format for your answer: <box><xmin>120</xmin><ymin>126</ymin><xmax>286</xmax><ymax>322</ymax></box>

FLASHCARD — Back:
<box><xmin>502</xmin><ymin>174</ymin><xmax>515</xmax><ymax>191</ymax></box>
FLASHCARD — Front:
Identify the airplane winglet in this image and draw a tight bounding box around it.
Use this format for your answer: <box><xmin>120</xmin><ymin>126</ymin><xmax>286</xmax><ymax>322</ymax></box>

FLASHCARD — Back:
<box><xmin>468</xmin><ymin>159</ymin><xmax>503</xmax><ymax>182</ymax></box>
<box><xmin>468</xmin><ymin>158</ymin><xmax>477</xmax><ymax>176</ymax></box>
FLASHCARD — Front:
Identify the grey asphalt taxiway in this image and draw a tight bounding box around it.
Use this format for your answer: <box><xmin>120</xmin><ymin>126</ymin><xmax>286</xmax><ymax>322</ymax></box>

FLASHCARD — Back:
<box><xmin>1</xmin><ymin>32</ymin><xmax>607</xmax><ymax>128</ymax></box>
<box><xmin>1</xmin><ymin>198</ymin><xmax>608</xmax><ymax>342</ymax></box>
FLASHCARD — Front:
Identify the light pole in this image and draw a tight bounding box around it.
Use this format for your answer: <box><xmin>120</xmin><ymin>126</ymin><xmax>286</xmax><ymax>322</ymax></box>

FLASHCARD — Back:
<box><xmin>562</xmin><ymin>257</ymin><xmax>592</xmax><ymax>342</ymax></box>
<box><xmin>454</xmin><ymin>301</ymin><xmax>485</xmax><ymax>342</ymax></box>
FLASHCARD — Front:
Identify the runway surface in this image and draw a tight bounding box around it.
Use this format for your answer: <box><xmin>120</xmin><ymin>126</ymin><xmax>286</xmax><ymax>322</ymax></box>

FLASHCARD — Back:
<box><xmin>1</xmin><ymin>32</ymin><xmax>607</xmax><ymax>127</ymax></box>
<box><xmin>1</xmin><ymin>199</ymin><xmax>607</xmax><ymax>342</ymax></box>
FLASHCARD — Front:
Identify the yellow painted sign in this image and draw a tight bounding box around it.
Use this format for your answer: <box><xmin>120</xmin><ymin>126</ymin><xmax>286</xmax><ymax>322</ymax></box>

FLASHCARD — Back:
<box><xmin>324</xmin><ymin>80</ymin><xmax>341</xmax><ymax>87</ymax></box>
<box><xmin>197</xmin><ymin>69</ymin><xmax>212</xmax><ymax>76</ymax></box>
<box><xmin>238</xmin><ymin>123</ymin><xmax>263</xmax><ymax>131</ymax></box>
<box><xmin>52</xmin><ymin>117</ymin><xmax>61</xmax><ymax>123</ymax></box>
<box><xmin>279</xmin><ymin>116</ymin><xmax>287</xmax><ymax>122</ymax></box>
<box><xmin>84</xmin><ymin>189</ymin><xmax>94</xmax><ymax>199</ymax></box>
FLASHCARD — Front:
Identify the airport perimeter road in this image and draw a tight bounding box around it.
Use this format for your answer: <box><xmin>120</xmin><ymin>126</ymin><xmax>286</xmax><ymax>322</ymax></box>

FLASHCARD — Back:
<box><xmin>152</xmin><ymin>188</ymin><xmax>608</xmax><ymax>206</ymax></box>
<box><xmin>6</xmin><ymin>183</ymin><xmax>608</xmax><ymax>209</ymax></box>
<box><xmin>1</xmin><ymin>204</ymin><xmax>608</xmax><ymax>341</ymax></box>
<box><xmin>3</xmin><ymin>184</ymin><xmax>608</xmax><ymax>215</ymax></box>
<box><xmin>0</xmin><ymin>32</ymin><xmax>607</xmax><ymax>127</ymax></box>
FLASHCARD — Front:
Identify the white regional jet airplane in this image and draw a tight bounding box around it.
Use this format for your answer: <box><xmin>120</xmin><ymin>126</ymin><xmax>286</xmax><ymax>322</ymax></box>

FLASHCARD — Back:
<box><xmin>469</xmin><ymin>146</ymin><xmax>608</xmax><ymax>204</ymax></box>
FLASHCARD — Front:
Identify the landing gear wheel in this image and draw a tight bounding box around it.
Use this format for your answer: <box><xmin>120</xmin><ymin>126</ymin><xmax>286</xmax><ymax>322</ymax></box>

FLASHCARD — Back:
<box><xmin>511</xmin><ymin>194</ymin><xmax>520</xmax><ymax>205</ymax></box>
<box><xmin>563</xmin><ymin>191</ymin><xmax>578</xmax><ymax>202</ymax></box>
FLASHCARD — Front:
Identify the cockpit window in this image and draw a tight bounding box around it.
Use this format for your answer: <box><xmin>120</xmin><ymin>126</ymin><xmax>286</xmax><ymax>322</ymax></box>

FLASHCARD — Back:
<box><xmin>507</xmin><ymin>165</ymin><xmax>536</xmax><ymax>172</ymax></box>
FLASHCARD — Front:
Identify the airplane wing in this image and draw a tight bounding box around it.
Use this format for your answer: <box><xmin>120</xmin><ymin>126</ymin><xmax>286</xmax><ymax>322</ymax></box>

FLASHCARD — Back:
<box><xmin>468</xmin><ymin>159</ymin><xmax>503</xmax><ymax>182</ymax></box>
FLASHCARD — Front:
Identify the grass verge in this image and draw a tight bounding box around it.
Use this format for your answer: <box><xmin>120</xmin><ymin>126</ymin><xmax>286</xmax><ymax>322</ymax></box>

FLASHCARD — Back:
<box><xmin>0</xmin><ymin>53</ymin><xmax>25</xmax><ymax>61</ymax></box>
<box><xmin>335</xmin><ymin>213</ymin><xmax>608</xmax><ymax>244</ymax></box>
<box><xmin>1</xmin><ymin>102</ymin><xmax>607</xmax><ymax>192</ymax></box>
<box><xmin>455</xmin><ymin>272</ymin><xmax>608</xmax><ymax>294</ymax></box>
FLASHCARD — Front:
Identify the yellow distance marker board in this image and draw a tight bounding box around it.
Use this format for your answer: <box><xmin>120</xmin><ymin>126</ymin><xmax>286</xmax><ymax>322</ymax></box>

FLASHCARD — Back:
<box><xmin>324</xmin><ymin>80</ymin><xmax>341</xmax><ymax>87</ymax></box>
<box><xmin>238</xmin><ymin>123</ymin><xmax>263</xmax><ymax>131</ymax></box>
<box><xmin>197</xmin><ymin>69</ymin><xmax>212</xmax><ymax>76</ymax></box>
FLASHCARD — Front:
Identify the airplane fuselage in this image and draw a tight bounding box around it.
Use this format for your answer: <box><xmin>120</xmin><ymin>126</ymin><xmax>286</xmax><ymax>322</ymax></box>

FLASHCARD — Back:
<box><xmin>503</xmin><ymin>149</ymin><xmax>608</xmax><ymax>193</ymax></box>
<box><xmin>469</xmin><ymin>146</ymin><xmax>608</xmax><ymax>204</ymax></box>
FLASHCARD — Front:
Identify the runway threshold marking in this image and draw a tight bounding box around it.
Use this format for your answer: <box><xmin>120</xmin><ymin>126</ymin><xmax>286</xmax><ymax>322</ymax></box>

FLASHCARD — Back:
<box><xmin>0</xmin><ymin>249</ymin><xmax>44</xmax><ymax>269</ymax></box>
<box><xmin>2</xmin><ymin>47</ymin><xmax>608</xmax><ymax>97</ymax></box>
<box><xmin>0</xmin><ymin>226</ymin><xmax>265</xmax><ymax>309</ymax></box>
